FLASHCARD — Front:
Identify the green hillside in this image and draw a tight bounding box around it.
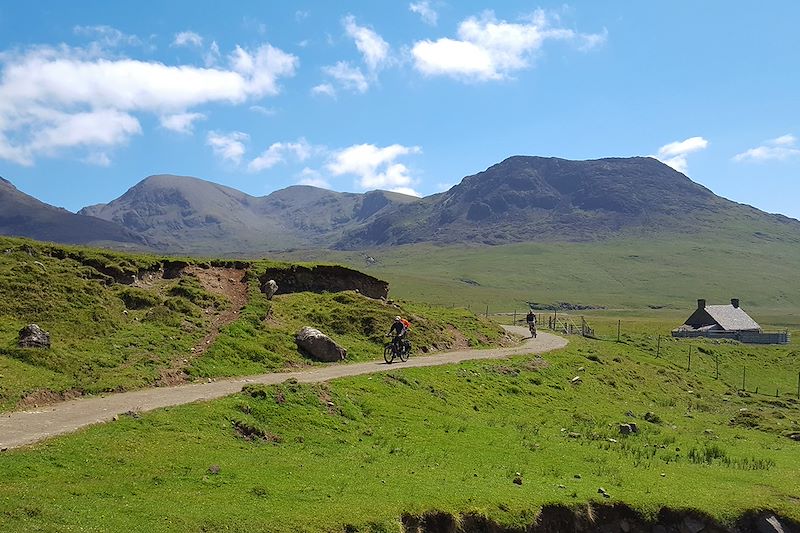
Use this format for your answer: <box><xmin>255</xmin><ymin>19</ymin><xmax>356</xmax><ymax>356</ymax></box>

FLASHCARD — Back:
<box><xmin>0</xmin><ymin>237</ymin><xmax>503</xmax><ymax>411</ymax></box>
<box><xmin>1</xmin><ymin>325</ymin><xmax>798</xmax><ymax>532</ymax></box>
<box><xmin>275</xmin><ymin>233</ymin><xmax>800</xmax><ymax>324</ymax></box>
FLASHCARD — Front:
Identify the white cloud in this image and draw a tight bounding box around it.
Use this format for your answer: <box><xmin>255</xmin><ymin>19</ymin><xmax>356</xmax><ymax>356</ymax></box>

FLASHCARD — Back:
<box><xmin>734</xmin><ymin>134</ymin><xmax>800</xmax><ymax>162</ymax></box>
<box><xmin>296</xmin><ymin>10</ymin><xmax>310</xmax><ymax>22</ymax></box>
<box><xmin>73</xmin><ymin>25</ymin><xmax>143</xmax><ymax>49</ymax></box>
<box><xmin>297</xmin><ymin>167</ymin><xmax>330</xmax><ymax>189</ymax></box>
<box><xmin>206</xmin><ymin>131</ymin><xmax>249</xmax><ymax>164</ymax></box>
<box><xmin>322</xmin><ymin>62</ymin><xmax>369</xmax><ymax>93</ymax></box>
<box><xmin>30</xmin><ymin>109</ymin><xmax>142</xmax><ymax>153</ymax></box>
<box><xmin>326</xmin><ymin>143</ymin><xmax>421</xmax><ymax>193</ymax></box>
<box><xmin>410</xmin><ymin>1</ymin><xmax>438</xmax><ymax>26</ymax></box>
<box><xmin>173</xmin><ymin>31</ymin><xmax>203</xmax><ymax>48</ymax></box>
<box><xmin>655</xmin><ymin>136</ymin><xmax>709</xmax><ymax>173</ymax></box>
<box><xmin>343</xmin><ymin>15</ymin><xmax>390</xmax><ymax>71</ymax></box>
<box><xmin>204</xmin><ymin>41</ymin><xmax>221</xmax><ymax>66</ymax></box>
<box><xmin>160</xmin><ymin>112</ymin><xmax>205</xmax><ymax>133</ymax></box>
<box><xmin>311</xmin><ymin>83</ymin><xmax>336</xmax><ymax>98</ymax></box>
<box><xmin>412</xmin><ymin>9</ymin><xmax>605</xmax><ymax>81</ymax></box>
<box><xmin>249</xmin><ymin>105</ymin><xmax>277</xmax><ymax>117</ymax></box>
<box><xmin>0</xmin><ymin>42</ymin><xmax>297</xmax><ymax>164</ymax></box>
<box><xmin>248</xmin><ymin>138</ymin><xmax>312</xmax><ymax>172</ymax></box>
<box><xmin>83</xmin><ymin>152</ymin><xmax>111</xmax><ymax>167</ymax></box>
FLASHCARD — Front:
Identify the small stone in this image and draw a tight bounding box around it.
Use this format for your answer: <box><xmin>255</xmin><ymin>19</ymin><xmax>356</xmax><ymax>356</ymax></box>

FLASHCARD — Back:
<box><xmin>574</xmin><ymin>474</ymin><xmax>581</xmax><ymax>479</ymax></box>
<box><xmin>112</xmin><ymin>415</ymin><xmax>119</xmax><ymax>421</ymax></box>
<box><xmin>703</xmin><ymin>429</ymin><xmax>714</xmax><ymax>435</ymax></box>
<box><xmin>513</xmin><ymin>475</ymin><xmax>523</xmax><ymax>485</ymax></box>
<box><xmin>568</xmin><ymin>432</ymin><xmax>581</xmax><ymax>439</ymax></box>
<box><xmin>608</xmin><ymin>438</ymin><xmax>618</xmax><ymax>443</ymax></box>
<box><xmin>208</xmin><ymin>465</ymin><xmax>220</xmax><ymax>475</ymax></box>
<box><xmin>628</xmin><ymin>422</ymin><xmax>638</xmax><ymax>433</ymax></box>
<box><xmin>661</xmin><ymin>473</ymin><xmax>666</xmax><ymax>477</ymax></box>
<box><xmin>558</xmin><ymin>484</ymin><xmax>566</xmax><ymax>489</ymax></box>
<box><xmin>598</xmin><ymin>487</ymin><xmax>607</xmax><ymax>494</ymax></box>
<box><xmin>625</xmin><ymin>410</ymin><xmax>635</xmax><ymax>417</ymax></box>
<box><xmin>570</xmin><ymin>376</ymin><xmax>582</xmax><ymax>383</ymax></box>
<box><xmin>578</xmin><ymin>366</ymin><xmax>585</xmax><ymax>372</ymax></box>
<box><xmin>619</xmin><ymin>423</ymin><xmax>632</xmax><ymax>435</ymax></box>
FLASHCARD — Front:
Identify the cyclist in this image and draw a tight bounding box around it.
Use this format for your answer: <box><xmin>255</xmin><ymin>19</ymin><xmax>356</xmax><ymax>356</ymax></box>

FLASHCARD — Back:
<box><xmin>387</xmin><ymin>315</ymin><xmax>411</xmax><ymax>354</ymax></box>
<box><xmin>526</xmin><ymin>309</ymin><xmax>537</xmax><ymax>338</ymax></box>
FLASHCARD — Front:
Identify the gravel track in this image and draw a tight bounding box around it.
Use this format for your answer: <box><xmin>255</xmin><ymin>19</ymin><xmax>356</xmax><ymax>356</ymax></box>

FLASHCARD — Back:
<box><xmin>0</xmin><ymin>326</ymin><xmax>566</xmax><ymax>450</ymax></box>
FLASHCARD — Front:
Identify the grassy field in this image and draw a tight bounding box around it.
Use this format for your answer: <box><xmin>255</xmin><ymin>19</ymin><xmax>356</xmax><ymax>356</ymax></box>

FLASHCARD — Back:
<box><xmin>274</xmin><ymin>234</ymin><xmax>800</xmax><ymax>323</ymax></box>
<box><xmin>0</xmin><ymin>237</ymin><xmax>504</xmax><ymax>411</ymax></box>
<box><xmin>0</xmin><ymin>323</ymin><xmax>798</xmax><ymax>532</ymax></box>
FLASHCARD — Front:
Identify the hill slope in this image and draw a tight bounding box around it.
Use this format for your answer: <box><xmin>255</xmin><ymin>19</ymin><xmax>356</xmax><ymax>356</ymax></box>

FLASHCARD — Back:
<box><xmin>0</xmin><ymin>177</ymin><xmax>145</xmax><ymax>247</ymax></box>
<box><xmin>80</xmin><ymin>175</ymin><xmax>418</xmax><ymax>254</ymax></box>
<box><xmin>336</xmin><ymin>156</ymin><xmax>800</xmax><ymax>247</ymax></box>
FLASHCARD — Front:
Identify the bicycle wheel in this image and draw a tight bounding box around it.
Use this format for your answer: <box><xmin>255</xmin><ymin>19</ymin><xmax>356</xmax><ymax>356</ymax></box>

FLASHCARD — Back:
<box><xmin>399</xmin><ymin>342</ymin><xmax>410</xmax><ymax>362</ymax></box>
<box><xmin>384</xmin><ymin>344</ymin><xmax>394</xmax><ymax>364</ymax></box>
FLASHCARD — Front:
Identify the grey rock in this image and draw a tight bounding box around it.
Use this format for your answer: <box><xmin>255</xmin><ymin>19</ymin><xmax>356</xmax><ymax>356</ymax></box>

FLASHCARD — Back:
<box><xmin>756</xmin><ymin>514</ymin><xmax>785</xmax><ymax>533</ymax></box>
<box><xmin>629</xmin><ymin>422</ymin><xmax>639</xmax><ymax>433</ymax></box>
<box><xmin>295</xmin><ymin>327</ymin><xmax>347</xmax><ymax>362</ymax></box>
<box><xmin>18</xmin><ymin>324</ymin><xmax>50</xmax><ymax>349</ymax></box>
<box><xmin>619</xmin><ymin>423</ymin><xmax>633</xmax><ymax>435</ymax></box>
<box><xmin>262</xmin><ymin>279</ymin><xmax>279</xmax><ymax>300</ymax></box>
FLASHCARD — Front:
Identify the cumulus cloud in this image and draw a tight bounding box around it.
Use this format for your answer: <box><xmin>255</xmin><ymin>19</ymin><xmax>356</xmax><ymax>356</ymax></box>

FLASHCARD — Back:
<box><xmin>322</xmin><ymin>62</ymin><xmax>369</xmax><ymax>93</ymax></box>
<box><xmin>343</xmin><ymin>15</ymin><xmax>390</xmax><ymax>71</ymax></box>
<box><xmin>326</xmin><ymin>143</ymin><xmax>421</xmax><ymax>195</ymax></box>
<box><xmin>248</xmin><ymin>138</ymin><xmax>312</xmax><ymax>172</ymax></box>
<box><xmin>311</xmin><ymin>83</ymin><xmax>336</xmax><ymax>98</ymax></box>
<box><xmin>316</xmin><ymin>16</ymin><xmax>390</xmax><ymax>95</ymax></box>
<box><xmin>655</xmin><ymin>136</ymin><xmax>709</xmax><ymax>173</ymax></box>
<box><xmin>733</xmin><ymin>134</ymin><xmax>800</xmax><ymax>162</ymax></box>
<box><xmin>206</xmin><ymin>131</ymin><xmax>249</xmax><ymax>164</ymax></box>
<box><xmin>0</xmin><ymin>41</ymin><xmax>297</xmax><ymax>165</ymax></box>
<box><xmin>173</xmin><ymin>31</ymin><xmax>203</xmax><ymax>48</ymax></box>
<box><xmin>410</xmin><ymin>1</ymin><xmax>438</xmax><ymax>26</ymax></box>
<box><xmin>160</xmin><ymin>112</ymin><xmax>205</xmax><ymax>133</ymax></box>
<box><xmin>412</xmin><ymin>9</ymin><xmax>605</xmax><ymax>81</ymax></box>
<box><xmin>296</xmin><ymin>167</ymin><xmax>330</xmax><ymax>189</ymax></box>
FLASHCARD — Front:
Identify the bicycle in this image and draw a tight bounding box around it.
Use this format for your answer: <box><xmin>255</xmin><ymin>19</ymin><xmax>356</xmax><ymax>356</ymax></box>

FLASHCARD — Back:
<box><xmin>384</xmin><ymin>335</ymin><xmax>411</xmax><ymax>363</ymax></box>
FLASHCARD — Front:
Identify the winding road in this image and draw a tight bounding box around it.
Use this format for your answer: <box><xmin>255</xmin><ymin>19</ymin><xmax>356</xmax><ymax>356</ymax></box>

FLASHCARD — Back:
<box><xmin>0</xmin><ymin>326</ymin><xmax>566</xmax><ymax>450</ymax></box>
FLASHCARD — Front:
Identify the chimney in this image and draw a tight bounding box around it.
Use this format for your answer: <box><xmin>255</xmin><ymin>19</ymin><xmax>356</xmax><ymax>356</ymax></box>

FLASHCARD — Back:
<box><xmin>731</xmin><ymin>298</ymin><xmax>740</xmax><ymax>308</ymax></box>
<box><xmin>697</xmin><ymin>299</ymin><xmax>706</xmax><ymax>309</ymax></box>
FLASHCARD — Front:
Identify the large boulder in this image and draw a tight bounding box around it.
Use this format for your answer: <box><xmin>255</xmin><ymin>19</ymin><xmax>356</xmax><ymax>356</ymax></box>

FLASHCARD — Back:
<box><xmin>18</xmin><ymin>324</ymin><xmax>51</xmax><ymax>349</ymax></box>
<box><xmin>295</xmin><ymin>327</ymin><xmax>346</xmax><ymax>362</ymax></box>
<box><xmin>261</xmin><ymin>279</ymin><xmax>278</xmax><ymax>300</ymax></box>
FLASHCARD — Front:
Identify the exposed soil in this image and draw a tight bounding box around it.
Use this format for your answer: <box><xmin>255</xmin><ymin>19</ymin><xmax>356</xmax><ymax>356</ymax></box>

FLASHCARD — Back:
<box><xmin>16</xmin><ymin>388</ymin><xmax>84</xmax><ymax>410</ymax></box>
<box><xmin>155</xmin><ymin>266</ymin><xmax>249</xmax><ymax>386</ymax></box>
<box><xmin>0</xmin><ymin>326</ymin><xmax>564</xmax><ymax>450</ymax></box>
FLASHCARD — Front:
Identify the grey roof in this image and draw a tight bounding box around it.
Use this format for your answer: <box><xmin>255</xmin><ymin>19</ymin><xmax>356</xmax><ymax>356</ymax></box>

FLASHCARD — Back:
<box><xmin>704</xmin><ymin>305</ymin><xmax>760</xmax><ymax>331</ymax></box>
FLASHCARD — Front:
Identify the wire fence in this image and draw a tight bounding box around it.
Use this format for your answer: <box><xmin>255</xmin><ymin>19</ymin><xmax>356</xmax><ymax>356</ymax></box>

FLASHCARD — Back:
<box><xmin>485</xmin><ymin>308</ymin><xmax>800</xmax><ymax>401</ymax></box>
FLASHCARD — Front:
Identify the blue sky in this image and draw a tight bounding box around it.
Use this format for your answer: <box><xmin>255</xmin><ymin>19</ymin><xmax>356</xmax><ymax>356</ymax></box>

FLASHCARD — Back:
<box><xmin>1</xmin><ymin>1</ymin><xmax>799</xmax><ymax>219</ymax></box>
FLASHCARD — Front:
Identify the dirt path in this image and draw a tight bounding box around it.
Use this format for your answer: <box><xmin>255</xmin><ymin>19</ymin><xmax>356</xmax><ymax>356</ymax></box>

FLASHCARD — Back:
<box><xmin>0</xmin><ymin>326</ymin><xmax>566</xmax><ymax>450</ymax></box>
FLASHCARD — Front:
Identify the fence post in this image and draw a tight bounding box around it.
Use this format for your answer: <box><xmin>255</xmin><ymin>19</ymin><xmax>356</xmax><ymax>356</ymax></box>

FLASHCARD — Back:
<box><xmin>687</xmin><ymin>345</ymin><xmax>691</xmax><ymax>371</ymax></box>
<box><xmin>617</xmin><ymin>320</ymin><xmax>621</xmax><ymax>342</ymax></box>
<box><xmin>656</xmin><ymin>336</ymin><xmax>661</xmax><ymax>358</ymax></box>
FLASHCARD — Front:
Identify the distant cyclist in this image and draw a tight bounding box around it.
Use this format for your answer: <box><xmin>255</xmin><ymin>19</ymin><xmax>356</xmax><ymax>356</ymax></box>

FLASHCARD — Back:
<box><xmin>526</xmin><ymin>310</ymin><xmax>537</xmax><ymax>338</ymax></box>
<box><xmin>388</xmin><ymin>316</ymin><xmax>411</xmax><ymax>353</ymax></box>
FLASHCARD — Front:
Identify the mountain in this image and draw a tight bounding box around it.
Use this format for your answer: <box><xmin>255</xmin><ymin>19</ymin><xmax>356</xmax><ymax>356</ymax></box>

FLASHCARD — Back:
<box><xmin>334</xmin><ymin>156</ymin><xmax>800</xmax><ymax>248</ymax></box>
<box><xmin>0</xmin><ymin>177</ymin><xmax>146</xmax><ymax>247</ymax></box>
<box><xmin>5</xmin><ymin>156</ymin><xmax>799</xmax><ymax>254</ymax></box>
<box><xmin>79</xmin><ymin>174</ymin><xmax>418</xmax><ymax>255</ymax></box>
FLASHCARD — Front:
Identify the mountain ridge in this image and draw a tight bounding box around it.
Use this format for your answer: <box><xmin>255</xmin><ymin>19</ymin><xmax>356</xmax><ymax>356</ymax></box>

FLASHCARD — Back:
<box><xmin>2</xmin><ymin>156</ymin><xmax>799</xmax><ymax>253</ymax></box>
